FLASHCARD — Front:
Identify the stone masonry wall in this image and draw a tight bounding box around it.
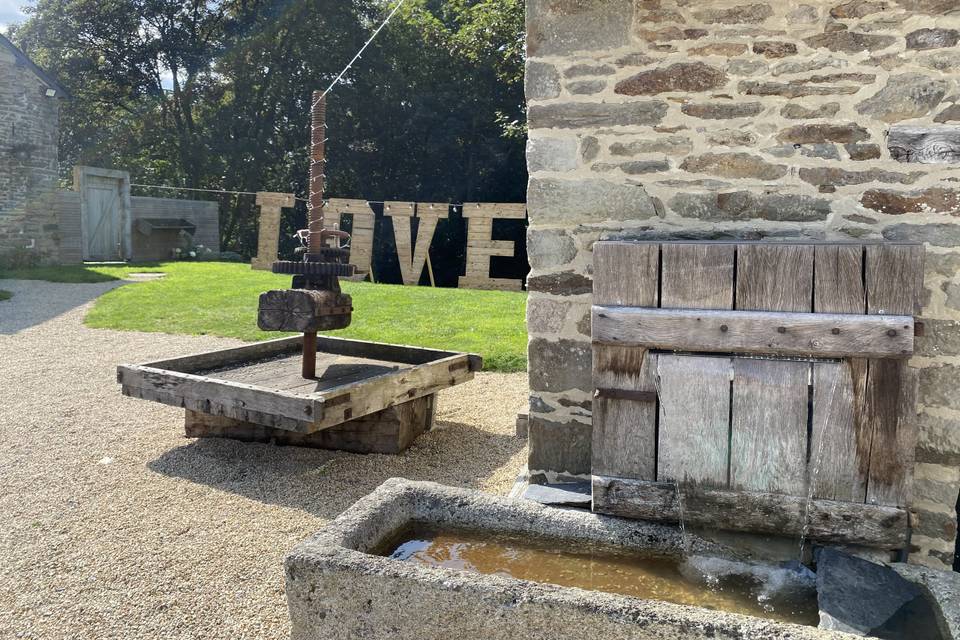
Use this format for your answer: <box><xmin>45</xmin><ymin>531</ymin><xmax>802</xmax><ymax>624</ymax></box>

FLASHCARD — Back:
<box><xmin>0</xmin><ymin>46</ymin><xmax>61</xmax><ymax>261</ymax></box>
<box><xmin>525</xmin><ymin>0</ymin><xmax>960</xmax><ymax>570</ymax></box>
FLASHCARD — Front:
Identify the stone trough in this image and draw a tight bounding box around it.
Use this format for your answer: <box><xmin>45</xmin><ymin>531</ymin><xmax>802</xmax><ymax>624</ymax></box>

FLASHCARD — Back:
<box><xmin>285</xmin><ymin>479</ymin><xmax>960</xmax><ymax>640</ymax></box>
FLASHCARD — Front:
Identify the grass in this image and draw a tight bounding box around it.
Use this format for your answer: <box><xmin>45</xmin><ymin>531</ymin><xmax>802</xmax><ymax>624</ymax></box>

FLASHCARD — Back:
<box><xmin>5</xmin><ymin>261</ymin><xmax>528</xmax><ymax>372</ymax></box>
<box><xmin>0</xmin><ymin>290</ymin><xmax>11</xmax><ymax>301</ymax></box>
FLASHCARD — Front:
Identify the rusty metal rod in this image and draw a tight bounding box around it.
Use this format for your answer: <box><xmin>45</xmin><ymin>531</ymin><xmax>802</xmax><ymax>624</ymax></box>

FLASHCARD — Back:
<box><xmin>302</xmin><ymin>91</ymin><xmax>326</xmax><ymax>378</ymax></box>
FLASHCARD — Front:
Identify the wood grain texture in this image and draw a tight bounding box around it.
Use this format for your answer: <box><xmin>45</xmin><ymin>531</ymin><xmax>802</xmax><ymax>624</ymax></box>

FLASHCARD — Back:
<box><xmin>591</xmin><ymin>307</ymin><xmax>914</xmax><ymax>358</ymax></box>
<box><xmin>591</xmin><ymin>242</ymin><xmax>660</xmax><ymax>480</ymax></box>
<box><xmin>392</xmin><ymin>215</ymin><xmax>442</xmax><ymax>286</ymax></box>
<box><xmin>866</xmin><ymin>244</ymin><xmax>924</xmax><ymax>316</ymax></box>
<box><xmin>814</xmin><ymin>244</ymin><xmax>865</xmax><ymax>314</ymax></box>
<box><xmin>591</xmin><ymin>475</ymin><xmax>909</xmax><ymax>548</ymax></box>
<box><xmin>656</xmin><ymin>355</ymin><xmax>731</xmax><ymax>487</ymax></box>
<box><xmin>810</xmin><ymin>362</ymin><xmax>868</xmax><ymax>502</ymax></box>
<box><xmin>865</xmin><ymin>361</ymin><xmax>919</xmax><ymax>507</ymax></box>
<box><xmin>660</xmin><ymin>243</ymin><xmax>734</xmax><ymax>310</ymax></box>
<box><xmin>730</xmin><ymin>358</ymin><xmax>809</xmax><ymax>495</ymax></box>
<box><xmin>592</xmin><ymin>242</ymin><xmax>659</xmax><ymax>307</ymax></box>
<box><xmin>888</xmin><ymin>125</ymin><xmax>960</xmax><ymax>164</ymax></box>
<box><xmin>736</xmin><ymin>244</ymin><xmax>814</xmax><ymax>312</ymax></box>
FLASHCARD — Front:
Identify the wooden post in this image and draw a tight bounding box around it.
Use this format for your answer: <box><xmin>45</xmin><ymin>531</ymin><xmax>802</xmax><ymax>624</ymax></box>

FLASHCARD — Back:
<box><xmin>302</xmin><ymin>332</ymin><xmax>317</xmax><ymax>379</ymax></box>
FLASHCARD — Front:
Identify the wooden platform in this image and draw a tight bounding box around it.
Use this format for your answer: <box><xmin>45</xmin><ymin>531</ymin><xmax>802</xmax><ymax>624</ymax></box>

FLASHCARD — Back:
<box><xmin>118</xmin><ymin>335</ymin><xmax>481</xmax><ymax>453</ymax></box>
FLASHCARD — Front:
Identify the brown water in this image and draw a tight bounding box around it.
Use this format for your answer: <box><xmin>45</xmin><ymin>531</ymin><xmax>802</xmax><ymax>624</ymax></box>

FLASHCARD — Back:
<box><xmin>383</xmin><ymin>528</ymin><xmax>819</xmax><ymax>626</ymax></box>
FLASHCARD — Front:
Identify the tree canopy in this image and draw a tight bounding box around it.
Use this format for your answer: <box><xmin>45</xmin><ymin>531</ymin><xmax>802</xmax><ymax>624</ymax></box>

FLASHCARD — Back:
<box><xmin>9</xmin><ymin>0</ymin><xmax>526</xmax><ymax>273</ymax></box>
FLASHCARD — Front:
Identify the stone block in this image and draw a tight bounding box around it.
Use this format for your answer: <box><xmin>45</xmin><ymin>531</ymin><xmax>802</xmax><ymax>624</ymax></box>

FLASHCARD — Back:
<box><xmin>920</xmin><ymin>364</ymin><xmax>960</xmax><ymax>410</ymax></box>
<box><xmin>527</xmin><ymin>177</ymin><xmax>660</xmax><ymax>225</ymax></box>
<box><xmin>884</xmin><ymin>223</ymin><xmax>960</xmax><ymax>247</ymax></box>
<box><xmin>916</xmin><ymin>319</ymin><xmax>960</xmax><ymax>357</ymax></box>
<box><xmin>526</xmin><ymin>296</ymin><xmax>570</xmax><ymax>334</ymax></box>
<box><xmin>798</xmin><ymin>167</ymin><xmax>922</xmax><ymax>187</ymax></box>
<box><xmin>527</xmin><ymin>228</ymin><xmax>577</xmax><ymax>270</ymax></box>
<box><xmin>527</xmin><ymin>137</ymin><xmax>578</xmax><ymax>172</ymax></box>
<box><xmin>525</xmin><ymin>61</ymin><xmax>561</xmax><ymax>100</ymax></box>
<box><xmin>616</xmin><ymin>63</ymin><xmax>727</xmax><ymax>95</ymax></box>
<box><xmin>926</xmin><ymin>252</ymin><xmax>960</xmax><ymax>277</ymax></box>
<box><xmin>917</xmin><ymin>413</ymin><xmax>960</xmax><ymax>466</ymax></box>
<box><xmin>740</xmin><ymin>81</ymin><xmax>860</xmax><ymax>99</ymax></box>
<box><xmin>527</xmin><ymin>270</ymin><xmax>593</xmax><ymax>296</ymax></box>
<box><xmin>528</xmin><ymin>101</ymin><xmax>668</xmax><ymax>129</ymax></box>
<box><xmin>528</xmin><ymin>338</ymin><xmax>591</xmax><ymax>393</ymax></box>
<box><xmin>527</xmin><ymin>416</ymin><xmax>592</xmax><ymax>475</ymax></box>
<box><xmin>688</xmin><ymin>43</ymin><xmax>749</xmax><ymax>57</ymax></box>
<box><xmin>781</xmin><ymin>103</ymin><xmax>841</xmax><ymax>119</ymax></box>
<box><xmin>567</xmin><ymin>80</ymin><xmax>605</xmax><ymax>95</ymax></box>
<box><xmin>829</xmin><ymin>0</ymin><xmax>889</xmax><ymax>19</ymax></box>
<box><xmin>580</xmin><ymin>136</ymin><xmax>600</xmax><ymax>161</ymax></box>
<box><xmin>776</xmin><ymin>123</ymin><xmax>870</xmax><ymax>144</ymax></box>
<box><xmin>935</xmin><ymin>105</ymin><xmax>960</xmax><ymax>124</ymax></box>
<box><xmin>804</xmin><ymin>31</ymin><xmax>897</xmax><ymax>53</ymax></box>
<box><xmin>610</xmin><ymin>135</ymin><xmax>692</xmax><ymax>156</ymax></box>
<box><xmin>846</xmin><ymin>144</ymin><xmax>882</xmax><ymax>160</ymax></box>
<box><xmin>856</xmin><ymin>74</ymin><xmax>948</xmax><ymax>123</ymax></box>
<box><xmin>681</xmin><ymin>152</ymin><xmax>787</xmax><ymax>180</ymax></box>
<box><xmin>692</xmin><ymin>4</ymin><xmax>773</xmax><ymax>24</ymax></box>
<box><xmin>564</xmin><ymin>63</ymin><xmax>615</xmax><ymax>78</ymax></box>
<box><xmin>752</xmin><ymin>41</ymin><xmax>798</xmax><ymax>58</ymax></box>
<box><xmin>527</xmin><ymin>0</ymin><xmax>631</xmax><ymax>57</ymax></box>
<box><xmin>913</xmin><ymin>465</ymin><xmax>960</xmax><ymax>509</ymax></box>
<box><xmin>907</xmin><ymin>28</ymin><xmax>960</xmax><ymax>50</ymax></box>
<box><xmin>681</xmin><ymin>102</ymin><xmax>763</xmax><ymax>119</ymax></box>
<box><xmin>706</xmin><ymin>130</ymin><xmax>758</xmax><ymax>147</ymax></box>
<box><xmin>669</xmin><ymin>191</ymin><xmax>831</xmax><ymax>222</ymax></box>
<box><xmin>914</xmin><ymin>509</ymin><xmax>958</xmax><ymax>541</ymax></box>
<box><xmin>860</xmin><ymin>188</ymin><xmax>960</xmax><ymax>215</ymax></box>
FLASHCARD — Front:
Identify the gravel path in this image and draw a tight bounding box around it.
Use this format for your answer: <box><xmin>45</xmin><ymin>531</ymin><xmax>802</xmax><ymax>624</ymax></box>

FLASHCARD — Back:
<box><xmin>0</xmin><ymin>279</ymin><xmax>528</xmax><ymax>639</ymax></box>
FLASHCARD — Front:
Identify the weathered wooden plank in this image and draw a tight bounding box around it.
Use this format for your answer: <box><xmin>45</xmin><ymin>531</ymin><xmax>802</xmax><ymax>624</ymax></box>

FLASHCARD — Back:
<box><xmin>866</xmin><ymin>244</ymin><xmax>924</xmax><ymax>316</ymax></box>
<box><xmin>736</xmin><ymin>244</ymin><xmax>814</xmax><ymax>312</ymax></box>
<box><xmin>656</xmin><ymin>355</ymin><xmax>731</xmax><ymax>487</ymax></box>
<box><xmin>591</xmin><ymin>475</ymin><xmax>909</xmax><ymax>548</ymax></box>
<box><xmin>865</xmin><ymin>361</ymin><xmax>919</xmax><ymax>507</ymax></box>
<box><xmin>591</xmin><ymin>307</ymin><xmax>914</xmax><ymax>358</ymax></box>
<box><xmin>383</xmin><ymin>201</ymin><xmax>416</xmax><ymax>217</ymax></box>
<box><xmin>591</xmin><ymin>242</ymin><xmax>659</xmax><ymax>481</ymax></box>
<box><xmin>888</xmin><ymin>125</ymin><xmax>960</xmax><ymax>164</ymax></box>
<box><xmin>461</xmin><ymin>202</ymin><xmax>527</xmax><ymax>219</ymax></box>
<box><xmin>393</xmin><ymin>214</ymin><xmax>442</xmax><ymax>286</ymax></box>
<box><xmin>810</xmin><ymin>362</ymin><xmax>868</xmax><ymax>502</ymax></box>
<box><xmin>660</xmin><ymin>243</ymin><xmax>735</xmax><ymax>310</ymax></box>
<box><xmin>144</xmin><ymin>335</ymin><xmax>304</xmax><ymax>373</ymax></box>
<box><xmin>814</xmin><ymin>244</ymin><xmax>865</xmax><ymax>314</ymax></box>
<box><xmin>730</xmin><ymin>358</ymin><xmax>809</xmax><ymax>495</ymax></box>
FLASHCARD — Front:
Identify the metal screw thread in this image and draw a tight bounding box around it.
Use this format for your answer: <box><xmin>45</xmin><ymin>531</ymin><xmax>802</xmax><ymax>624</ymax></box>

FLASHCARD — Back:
<box><xmin>308</xmin><ymin>91</ymin><xmax>326</xmax><ymax>254</ymax></box>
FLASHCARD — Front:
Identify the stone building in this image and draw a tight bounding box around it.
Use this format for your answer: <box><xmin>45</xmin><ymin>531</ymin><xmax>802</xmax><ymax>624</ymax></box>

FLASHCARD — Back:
<box><xmin>0</xmin><ymin>34</ymin><xmax>66</xmax><ymax>261</ymax></box>
<box><xmin>525</xmin><ymin>0</ymin><xmax>960</xmax><ymax>570</ymax></box>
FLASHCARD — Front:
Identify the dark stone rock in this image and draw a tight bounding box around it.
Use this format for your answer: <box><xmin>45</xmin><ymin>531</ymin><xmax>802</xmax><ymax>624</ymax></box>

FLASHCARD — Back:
<box><xmin>884</xmin><ymin>223</ymin><xmax>960</xmax><ymax>246</ymax></box>
<box><xmin>527</xmin><ymin>270</ymin><xmax>593</xmax><ymax>296</ymax></box>
<box><xmin>528</xmin><ymin>338</ymin><xmax>591</xmax><ymax>394</ymax></box>
<box><xmin>528</xmin><ymin>417</ymin><xmax>592</xmax><ymax>475</ymax></box>
<box><xmin>616</xmin><ymin>63</ymin><xmax>727</xmax><ymax>95</ymax></box>
<box><xmin>740</xmin><ymin>81</ymin><xmax>860</xmax><ymax>98</ymax></box>
<box><xmin>522</xmin><ymin>482</ymin><xmax>592</xmax><ymax>507</ymax></box>
<box><xmin>894</xmin><ymin>0</ymin><xmax>960</xmax><ymax>12</ymax></box>
<box><xmin>610</xmin><ymin>135</ymin><xmax>692</xmax><ymax>156</ymax></box>
<box><xmin>927</xmin><ymin>252</ymin><xmax>960</xmax><ymax>277</ymax></box>
<box><xmin>580</xmin><ymin>136</ymin><xmax>600</xmax><ymax>162</ymax></box>
<box><xmin>776</xmin><ymin>123</ymin><xmax>870</xmax><ymax>144</ymax></box>
<box><xmin>669</xmin><ymin>191</ymin><xmax>831</xmax><ymax>222</ymax></box>
<box><xmin>771</xmin><ymin>57</ymin><xmax>846</xmax><ymax>77</ymax></box>
<box><xmin>693</xmin><ymin>4</ymin><xmax>773</xmax><ymax>24</ymax></box>
<box><xmin>527</xmin><ymin>229</ymin><xmax>577</xmax><ymax>270</ymax></box>
<box><xmin>798</xmin><ymin>167</ymin><xmax>923</xmax><ymax>186</ymax></box>
<box><xmin>688</xmin><ymin>43</ymin><xmax>749</xmax><ymax>57</ymax></box>
<box><xmin>637</xmin><ymin>27</ymin><xmax>709</xmax><ymax>42</ymax></box>
<box><xmin>529</xmin><ymin>101</ymin><xmax>667</xmax><ymax>129</ymax></box>
<box><xmin>558</xmin><ymin>396</ymin><xmax>592</xmax><ymax>411</ymax></box>
<box><xmin>920</xmin><ymin>364</ymin><xmax>960</xmax><ymax>409</ymax></box>
<box><xmin>917</xmin><ymin>319</ymin><xmax>960</xmax><ymax>357</ymax></box>
<box><xmin>527</xmin><ymin>0</ymin><xmax>632</xmax><ymax>57</ymax></box>
<box><xmin>816</xmin><ymin>548</ymin><xmax>943</xmax><ymax>639</ymax></box>
<box><xmin>804</xmin><ymin>31</ymin><xmax>898</xmax><ymax>53</ymax></box>
<box><xmin>526</xmin><ymin>297</ymin><xmax>569</xmax><ymax>334</ymax></box>
<box><xmin>567</xmin><ymin>80</ymin><xmax>605</xmax><ymax>95</ymax></box>
<box><xmin>846</xmin><ymin>143</ymin><xmax>882</xmax><ymax>160</ymax></box>
<box><xmin>801</xmin><ymin>144</ymin><xmax>841</xmax><ymax>160</ymax></box>
<box><xmin>935</xmin><ymin>105</ymin><xmax>960</xmax><ymax>123</ymax></box>
<box><xmin>907</xmin><ymin>28</ymin><xmax>960</xmax><ymax>50</ymax></box>
<box><xmin>888</xmin><ymin>125</ymin><xmax>960</xmax><ymax>164</ymax></box>
<box><xmin>943</xmin><ymin>281</ymin><xmax>960</xmax><ymax>310</ymax></box>
<box><xmin>829</xmin><ymin>0</ymin><xmax>890</xmax><ymax>18</ymax></box>
<box><xmin>564</xmin><ymin>63</ymin><xmax>615</xmax><ymax>78</ymax></box>
<box><xmin>528</xmin><ymin>395</ymin><xmax>556</xmax><ymax>414</ymax></box>
<box><xmin>706</xmin><ymin>129</ymin><xmax>759</xmax><ymax>147</ymax></box>
<box><xmin>780</xmin><ymin>103</ymin><xmax>841</xmax><ymax>120</ymax></box>
<box><xmin>914</xmin><ymin>509</ymin><xmax>959</xmax><ymax>541</ymax></box>
<box><xmin>753</xmin><ymin>41</ymin><xmax>798</xmax><ymax>58</ymax></box>
<box><xmin>576</xmin><ymin>311</ymin><xmax>591</xmax><ymax>337</ymax></box>
<box><xmin>681</xmin><ymin>152</ymin><xmax>787</xmax><ymax>180</ymax></box>
<box><xmin>681</xmin><ymin>101</ymin><xmax>763</xmax><ymax>119</ymax></box>
<box><xmin>861</xmin><ymin>188</ymin><xmax>960</xmax><ymax>215</ymax></box>
<box><xmin>844</xmin><ymin>213</ymin><xmax>878</xmax><ymax>224</ymax></box>
<box><xmin>727</xmin><ymin>59</ymin><xmax>768</xmax><ymax>76</ymax></box>
<box><xmin>801</xmin><ymin>72</ymin><xmax>877</xmax><ymax>84</ymax></box>
<box><xmin>636</xmin><ymin>9</ymin><xmax>686</xmax><ymax>23</ymax></box>
<box><xmin>917</xmin><ymin>410</ymin><xmax>960</xmax><ymax>465</ymax></box>
<box><xmin>618</xmin><ymin>160</ymin><xmax>671</xmax><ymax>174</ymax></box>
<box><xmin>526</xmin><ymin>61</ymin><xmax>561</xmax><ymax>100</ymax></box>
<box><xmin>856</xmin><ymin>73</ymin><xmax>948</xmax><ymax>123</ymax></box>
<box><xmin>528</xmin><ymin>177</ymin><xmax>661</xmax><ymax>225</ymax></box>
<box><xmin>615</xmin><ymin>52</ymin><xmax>656</xmax><ymax>67</ymax></box>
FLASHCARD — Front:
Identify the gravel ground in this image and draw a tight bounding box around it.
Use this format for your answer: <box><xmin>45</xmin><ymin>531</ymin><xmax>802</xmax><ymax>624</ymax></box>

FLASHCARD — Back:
<box><xmin>0</xmin><ymin>279</ymin><xmax>528</xmax><ymax>639</ymax></box>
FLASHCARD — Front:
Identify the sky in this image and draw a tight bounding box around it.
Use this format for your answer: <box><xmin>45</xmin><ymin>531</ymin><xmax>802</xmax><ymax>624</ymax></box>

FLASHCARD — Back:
<box><xmin>0</xmin><ymin>0</ymin><xmax>31</xmax><ymax>32</ymax></box>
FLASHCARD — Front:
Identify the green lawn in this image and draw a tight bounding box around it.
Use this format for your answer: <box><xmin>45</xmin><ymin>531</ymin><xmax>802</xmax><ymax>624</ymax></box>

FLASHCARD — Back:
<box><xmin>3</xmin><ymin>262</ymin><xmax>528</xmax><ymax>372</ymax></box>
<box><xmin>0</xmin><ymin>290</ymin><xmax>11</xmax><ymax>301</ymax></box>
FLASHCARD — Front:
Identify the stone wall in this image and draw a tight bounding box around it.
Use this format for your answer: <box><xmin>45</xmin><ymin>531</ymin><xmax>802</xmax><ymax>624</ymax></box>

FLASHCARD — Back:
<box><xmin>0</xmin><ymin>45</ymin><xmax>61</xmax><ymax>261</ymax></box>
<box><xmin>525</xmin><ymin>0</ymin><xmax>960</xmax><ymax>570</ymax></box>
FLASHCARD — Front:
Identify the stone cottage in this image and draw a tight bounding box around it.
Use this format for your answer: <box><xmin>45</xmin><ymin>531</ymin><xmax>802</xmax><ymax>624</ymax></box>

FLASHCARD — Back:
<box><xmin>525</xmin><ymin>0</ymin><xmax>960</xmax><ymax>570</ymax></box>
<box><xmin>0</xmin><ymin>33</ymin><xmax>65</xmax><ymax>261</ymax></box>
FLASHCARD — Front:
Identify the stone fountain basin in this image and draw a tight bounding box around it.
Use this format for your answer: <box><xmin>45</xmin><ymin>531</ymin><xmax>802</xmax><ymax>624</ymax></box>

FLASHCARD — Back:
<box><xmin>285</xmin><ymin>479</ymin><xmax>856</xmax><ymax>640</ymax></box>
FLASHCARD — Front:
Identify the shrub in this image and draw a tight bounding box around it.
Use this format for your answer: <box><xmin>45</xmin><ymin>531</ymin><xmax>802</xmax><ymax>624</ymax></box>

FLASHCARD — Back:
<box><xmin>0</xmin><ymin>247</ymin><xmax>41</xmax><ymax>270</ymax></box>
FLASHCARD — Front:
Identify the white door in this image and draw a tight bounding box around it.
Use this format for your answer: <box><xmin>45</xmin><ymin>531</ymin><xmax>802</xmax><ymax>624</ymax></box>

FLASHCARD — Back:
<box><xmin>84</xmin><ymin>176</ymin><xmax>122</xmax><ymax>261</ymax></box>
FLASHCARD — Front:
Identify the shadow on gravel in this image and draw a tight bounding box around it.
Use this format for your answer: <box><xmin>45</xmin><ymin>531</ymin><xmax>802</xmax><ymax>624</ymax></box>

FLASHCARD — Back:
<box><xmin>0</xmin><ymin>279</ymin><xmax>125</xmax><ymax>335</ymax></box>
<box><xmin>147</xmin><ymin>419</ymin><xmax>526</xmax><ymax>520</ymax></box>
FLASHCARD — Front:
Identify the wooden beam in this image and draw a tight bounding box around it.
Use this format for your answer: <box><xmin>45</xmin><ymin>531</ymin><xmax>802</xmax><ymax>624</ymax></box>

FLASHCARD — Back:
<box><xmin>591</xmin><ymin>475</ymin><xmax>909</xmax><ymax>548</ymax></box>
<box><xmin>592</xmin><ymin>307</ymin><xmax>915</xmax><ymax>359</ymax></box>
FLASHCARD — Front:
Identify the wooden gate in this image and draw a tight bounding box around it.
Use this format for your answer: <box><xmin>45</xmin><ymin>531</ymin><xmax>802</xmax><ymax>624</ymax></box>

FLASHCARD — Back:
<box><xmin>590</xmin><ymin>241</ymin><xmax>923</xmax><ymax>550</ymax></box>
<box><xmin>76</xmin><ymin>166</ymin><xmax>131</xmax><ymax>261</ymax></box>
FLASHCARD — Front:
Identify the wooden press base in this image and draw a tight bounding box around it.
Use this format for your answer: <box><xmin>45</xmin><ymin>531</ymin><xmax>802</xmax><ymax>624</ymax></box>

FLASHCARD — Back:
<box><xmin>184</xmin><ymin>394</ymin><xmax>436</xmax><ymax>455</ymax></box>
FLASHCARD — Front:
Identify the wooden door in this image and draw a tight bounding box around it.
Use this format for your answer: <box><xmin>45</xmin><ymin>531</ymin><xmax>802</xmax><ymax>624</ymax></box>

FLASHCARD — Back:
<box><xmin>83</xmin><ymin>175</ymin><xmax>122</xmax><ymax>261</ymax></box>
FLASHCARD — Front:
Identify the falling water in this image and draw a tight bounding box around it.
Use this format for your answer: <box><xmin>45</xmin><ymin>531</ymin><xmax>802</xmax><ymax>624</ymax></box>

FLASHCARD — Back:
<box><xmin>674</xmin><ymin>478</ymin><xmax>691</xmax><ymax>557</ymax></box>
